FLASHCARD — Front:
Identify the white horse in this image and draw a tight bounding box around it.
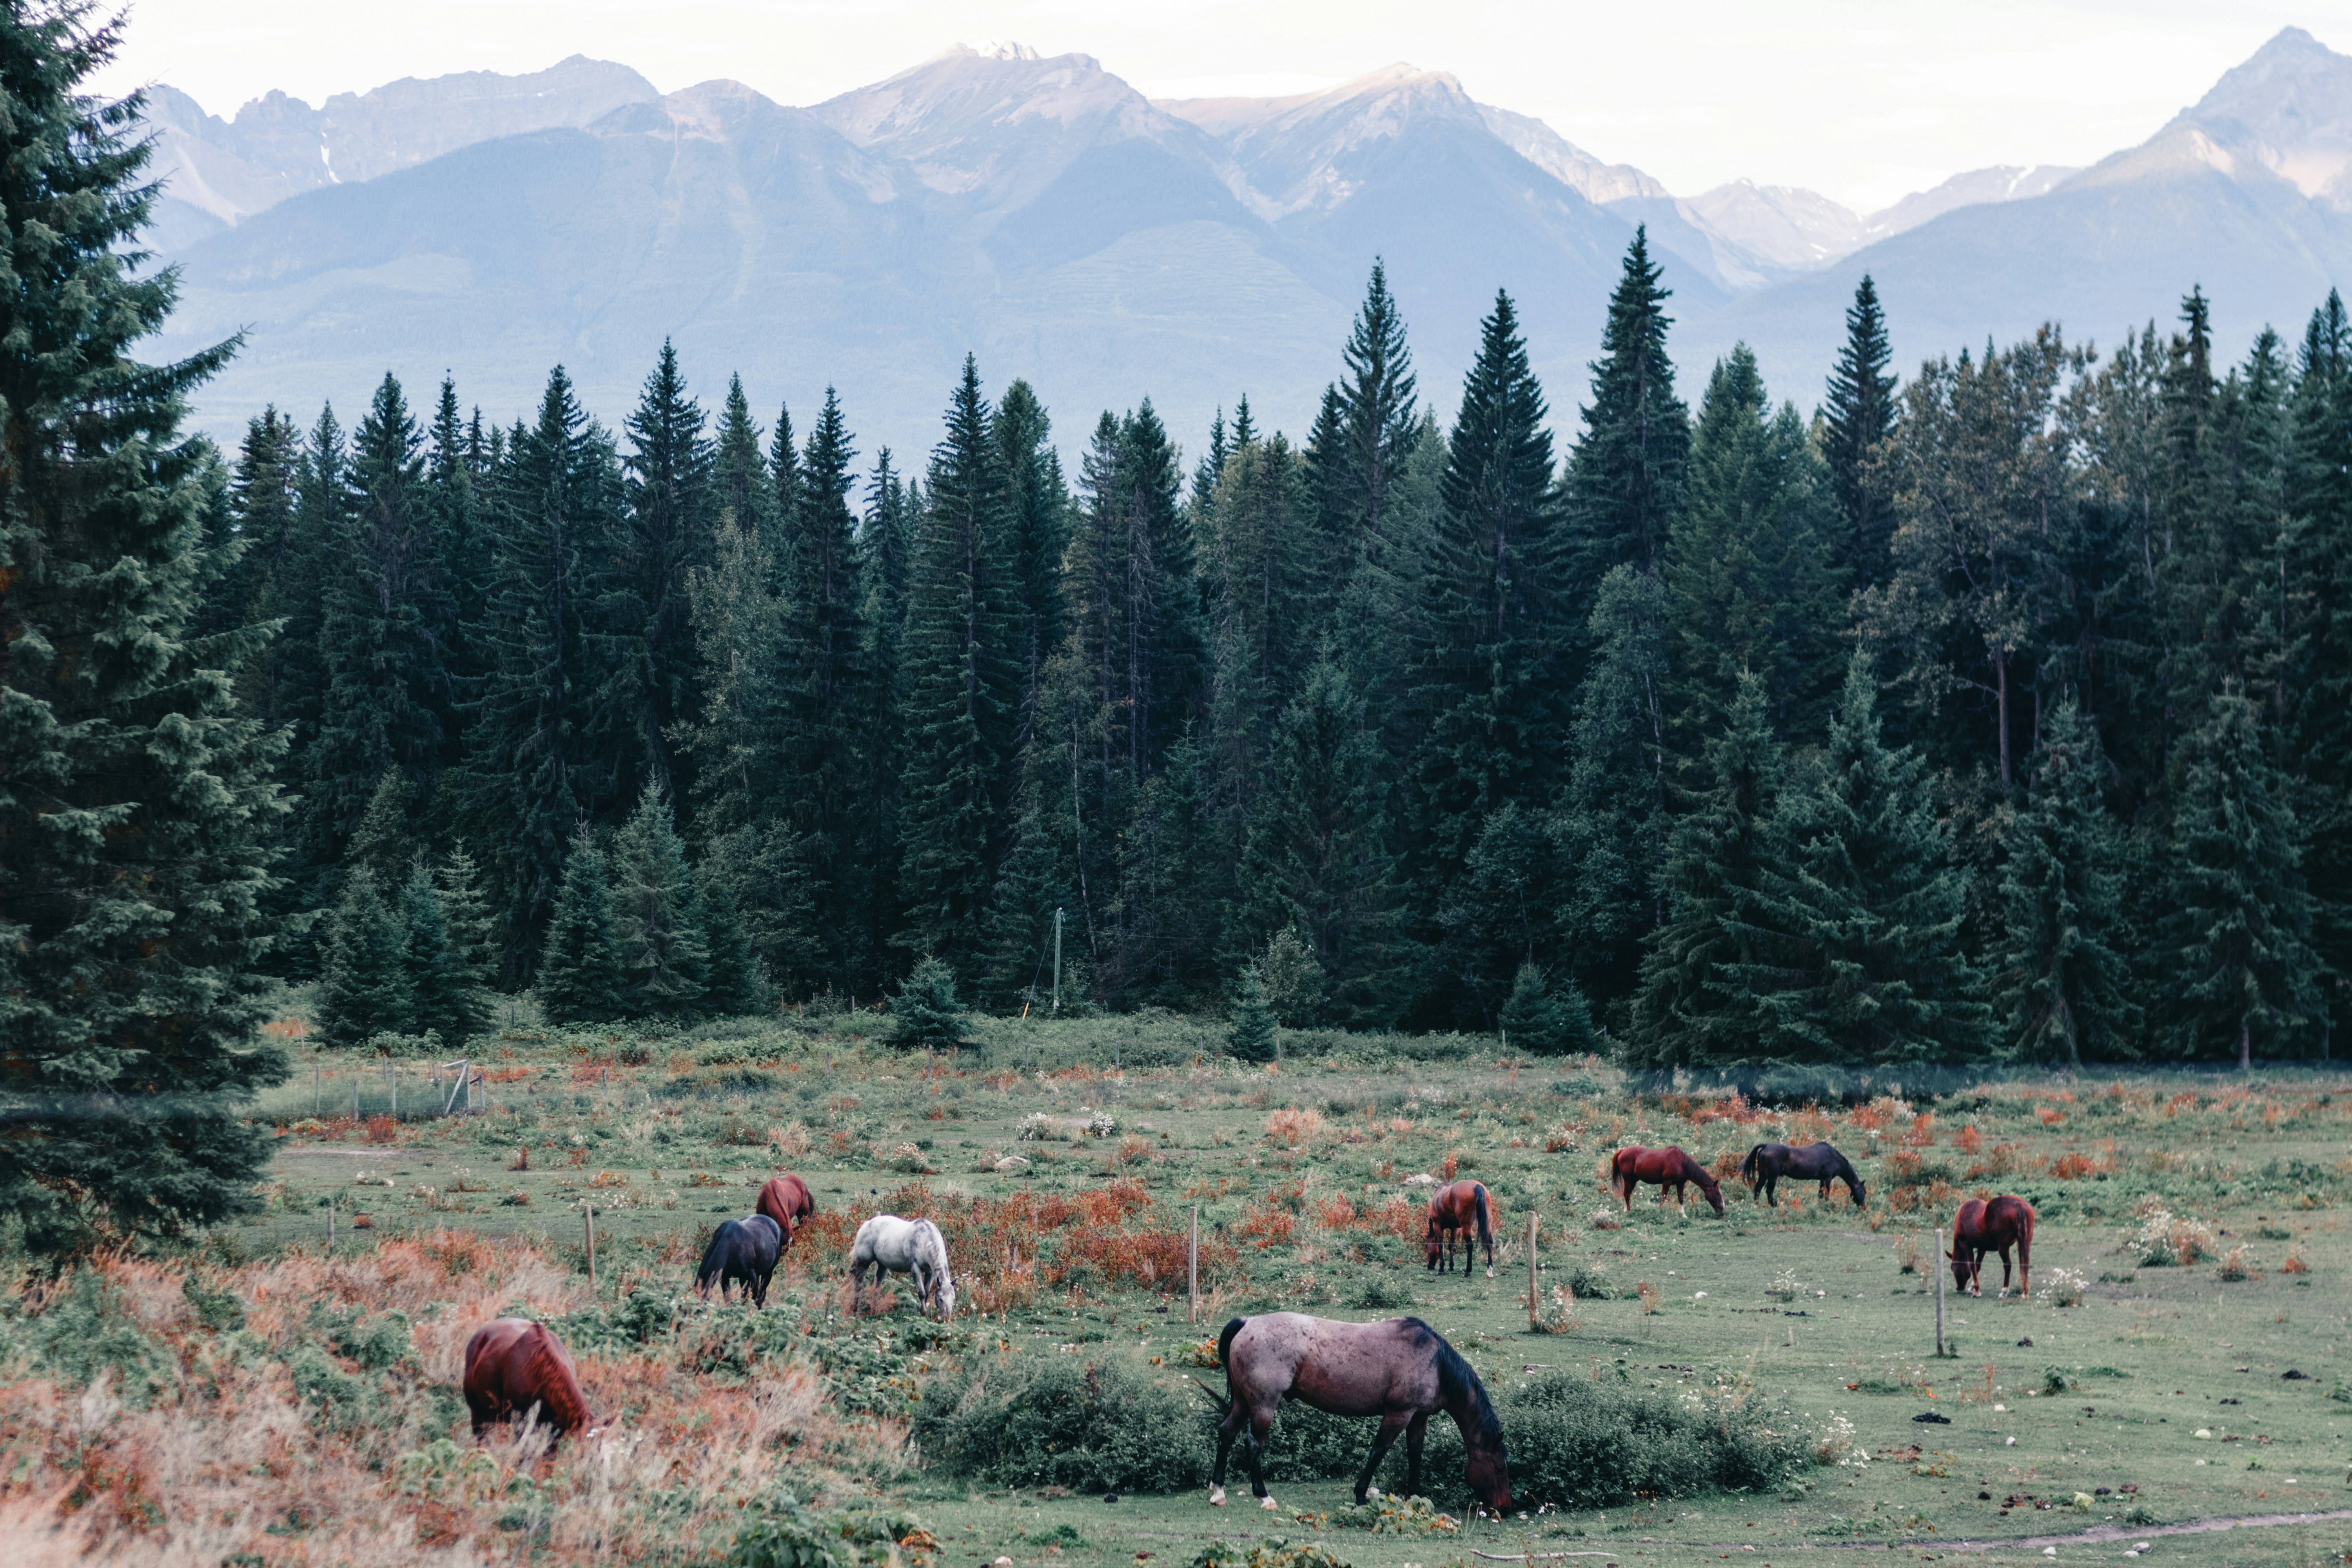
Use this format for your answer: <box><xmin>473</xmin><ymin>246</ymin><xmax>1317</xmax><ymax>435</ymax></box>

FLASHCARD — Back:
<box><xmin>848</xmin><ymin>1214</ymin><xmax>956</xmax><ymax>1319</ymax></box>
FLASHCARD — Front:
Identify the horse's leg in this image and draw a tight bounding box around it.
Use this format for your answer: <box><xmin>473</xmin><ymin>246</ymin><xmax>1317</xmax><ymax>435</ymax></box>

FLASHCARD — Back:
<box><xmin>1246</xmin><ymin>1401</ymin><xmax>1278</xmax><ymax>1508</ymax></box>
<box><xmin>1998</xmin><ymin>1243</ymin><xmax>2014</xmax><ymax>1298</ymax></box>
<box><xmin>1210</xmin><ymin>1398</ymin><xmax>1247</xmax><ymax>1506</ymax></box>
<box><xmin>1766</xmin><ymin>1174</ymin><xmax>1778</xmax><ymax>1207</ymax></box>
<box><xmin>2017</xmin><ymin>1228</ymin><xmax>2031</xmax><ymax>1298</ymax></box>
<box><xmin>1353</xmin><ymin>1411</ymin><xmax>1411</xmax><ymax>1504</ymax></box>
<box><xmin>1403</xmin><ymin>1410</ymin><xmax>1429</xmax><ymax>1499</ymax></box>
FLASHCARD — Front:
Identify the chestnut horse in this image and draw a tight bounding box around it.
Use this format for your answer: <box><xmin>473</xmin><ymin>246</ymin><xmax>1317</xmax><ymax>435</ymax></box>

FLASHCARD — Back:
<box><xmin>1424</xmin><ymin>1180</ymin><xmax>1495</xmax><ymax>1277</ymax></box>
<box><xmin>1610</xmin><ymin>1145</ymin><xmax>1725</xmax><ymax>1217</ymax></box>
<box><xmin>462</xmin><ymin>1318</ymin><xmax>597</xmax><ymax>1438</ymax></box>
<box><xmin>1211</xmin><ymin>1312</ymin><xmax>1511</xmax><ymax>1515</ymax></box>
<box><xmin>756</xmin><ymin>1172</ymin><xmax>816</xmax><ymax>1246</ymax></box>
<box><xmin>1949</xmin><ymin>1196</ymin><xmax>2034</xmax><ymax>1298</ymax></box>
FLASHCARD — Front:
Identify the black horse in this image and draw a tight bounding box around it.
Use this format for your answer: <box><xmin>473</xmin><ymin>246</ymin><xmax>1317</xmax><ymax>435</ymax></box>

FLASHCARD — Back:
<box><xmin>695</xmin><ymin>1214</ymin><xmax>784</xmax><ymax>1307</ymax></box>
<box><xmin>1740</xmin><ymin>1142</ymin><xmax>1866</xmax><ymax>1207</ymax></box>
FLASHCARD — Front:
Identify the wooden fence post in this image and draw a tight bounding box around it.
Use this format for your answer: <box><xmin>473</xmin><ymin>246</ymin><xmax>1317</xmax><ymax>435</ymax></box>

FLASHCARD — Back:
<box><xmin>1189</xmin><ymin>1205</ymin><xmax>1200</xmax><ymax>1326</ymax></box>
<box><xmin>1527</xmin><ymin>1211</ymin><xmax>1539</xmax><ymax>1329</ymax></box>
<box><xmin>584</xmin><ymin>1202</ymin><xmax>597</xmax><ymax>1290</ymax></box>
<box><xmin>328</xmin><ymin>1199</ymin><xmax>335</xmax><ymax>1250</ymax></box>
<box><xmin>1934</xmin><ymin>1226</ymin><xmax>1946</xmax><ymax>1357</ymax></box>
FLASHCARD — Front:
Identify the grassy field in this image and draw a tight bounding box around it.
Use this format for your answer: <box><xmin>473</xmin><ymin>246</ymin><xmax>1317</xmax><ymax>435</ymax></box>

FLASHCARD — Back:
<box><xmin>8</xmin><ymin>1005</ymin><xmax>2352</xmax><ymax>1566</ymax></box>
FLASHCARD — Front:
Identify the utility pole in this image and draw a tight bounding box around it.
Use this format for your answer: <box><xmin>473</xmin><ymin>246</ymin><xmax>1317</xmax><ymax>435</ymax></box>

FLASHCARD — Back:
<box><xmin>1052</xmin><ymin>907</ymin><xmax>1064</xmax><ymax>1012</ymax></box>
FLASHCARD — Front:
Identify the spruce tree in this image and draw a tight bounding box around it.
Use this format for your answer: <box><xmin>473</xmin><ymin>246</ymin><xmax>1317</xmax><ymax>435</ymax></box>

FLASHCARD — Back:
<box><xmin>1434</xmin><ymin>798</ymin><xmax>1567</xmax><ymax>1023</ymax></box>
<box><xmin>1337</xmin><ymin>259</ymin><xmax>1420</xmax><ymax>552</ymax></box>
<box><xmin>2160</xmin><ymin>687</ymin><xmax>2323</xmax><ymax>1066</ymax></box>
<box><xmin>207</xmin><ymin>407</ymin><xmax>299</xmax><ymax>647</ymax></box>
<box><xmin>1562</xmin><ymin>228</ymin><xmax>1690</xmax><ymax>619</ymax></box>
<box><xmin>608</xmin><ymin>784</ymin><xmax>710</xmax><ymax>1019</ymax></box>
<box><xmin>538</xmin><ymin>832</ymin><xmax>622</xmax><ymax>1024</ymax></box>
<box><xmin>0</xmin><ymin>4</ymin><xmax>291</xmax><ymax>1248</ymax></box>
<box><xmin>898</xmin><ymin>357</ymin><xmax>1019</xmax><ymax>962</ymax></box>
<box><xmin>611</xmin><ymin>339</ymin><xmax>714</xmax><ymax>802</ymax></box>
<box><xmin>998</xmin><ymin>379</ymin><xmax>1069</xmax><ymax>740</ymax></box>
<box><xmin>696</xmin><ymin>849</ymin><xmax>770</xmax><ymax>1016</ymax></box>
<box><xmin>1625</xmin><ymin>670</ymin><xmax>1782</xmax><ymax>1069</ymax></box>
<box><xmin>426</xmin><ymin>377</ymin><xmax>486</xmax><ymax>772</ymax></box>
<box><xmin>314</xmin><ymin>870</ymin><xmax>415</xmax><ymax>1046</ymax></box>
<box><xmin>1408</xmin><ymin>289</ymin><xmax>1568</xmax><ymax>941</ymax></box>
<box><xmin>1555</xmin><ymin>566</ymin><xmax>1669</xmax><ymax>995</ymax></box>
<box><xmin>1821</xmin><ymin>274</ymin><xmax>1898</xmax><ymax>589</ymax></box>
<box><xmin>401</xmin><ymin>859</ymin><xmax>488</xmax><ymax>1043</ymax></box>
<box><xmin>1998</xmin><ymin>699</ymin><xmax>2134</xmax><ymax>1067</ymax></box>
<box><xmin>1665</xmin><ymin>345</ymin><xmax>1846</xmax><ymax>748</ymax></box>
<box><xmin>1226</xmin><ymin>965</ymin><xmax>1279</xmax><ymax>1063</ymax></box>
<box><xmin>308</xmin><ymin>372</ymin><xmax>451</xmax><ymax>866</ymax></box>
<box><xmin>1498</xmin><ymin>961</ymin><xmax>1594</xmax><ymax>1056</ymax></box>
<box><xmin>434</xmin><ymin>848</ymin><xmax>501</xmax><ymax>1004</ymax></box>
<box><xmin>714</xmin><ymin>372</ymin><xmax>775</xmax><ymax>541</ymax></box>
<box><xmin>889</xmin><ymin>956</ymin><xmax>971</xmax><ymax>1052</ymax></box>
<box><xmin>2288</xmin><ymin>292</ymin><xmax>2352</xmax><ymax>1029</ymax></box>
<box><xmin>1742</xmin><ymin>653</ymin><xmax>1992</xmax><ymax>1065</ymax></box>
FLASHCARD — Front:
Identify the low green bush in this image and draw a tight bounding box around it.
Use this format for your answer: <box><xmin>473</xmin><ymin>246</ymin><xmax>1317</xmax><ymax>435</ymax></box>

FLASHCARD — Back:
<box><xmin>914</xmin><ymin>1350</ymin><xmax>1212</xmax><ymax>1492</ymax></box>
<box><xmin>727</xmin><ymin>1491</ymin><xmax>934</xmax><ymax>1568</ymax></box>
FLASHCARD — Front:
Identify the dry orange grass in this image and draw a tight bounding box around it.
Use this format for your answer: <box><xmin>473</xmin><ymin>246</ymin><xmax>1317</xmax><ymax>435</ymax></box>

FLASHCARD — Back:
<box><xmin>0</xmin><ymin>1237</ymin><xmax>896</xmax><ymax>1566</ymax></box>
<box><xmin>1261</xmin><ymin>1107</ymin><xmax>1324</xmax><ymax>1147</ymax></box>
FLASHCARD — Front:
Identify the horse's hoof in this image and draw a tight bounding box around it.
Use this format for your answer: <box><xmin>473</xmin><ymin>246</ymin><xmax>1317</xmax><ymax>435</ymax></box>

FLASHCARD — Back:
<box><xmin>1485</xmin><ymin>1269</ymin><xmax>1494</xmax><ymax>1279</ymax></box>
<box><xmin>1209</xmin><ymin>1488</ymin><xmax>1226</xmax><ymax>1507</ymax></box>
<box><xmin>1260</xmin><ymin>1496</ymin><xmax>1279</xmax><ymax>1511</ymax></box>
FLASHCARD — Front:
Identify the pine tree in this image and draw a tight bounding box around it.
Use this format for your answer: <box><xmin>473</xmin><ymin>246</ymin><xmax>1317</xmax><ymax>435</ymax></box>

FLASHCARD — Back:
<box><xmin>898</xmin><ymin>357</ymin><xmax>1020</xmax><ymax>962</ymax></box>
<box><xmin>714</xmin><ymin>373</ymin><xmax>775</xmax><ymax>542</ymax></box>
<box><xmin>608</xmin><ymin>785</ymin><xmax>710</xmax><ymax>1019</ymax></box>
<box><xmin>1625</xmin><ymin>670</ymin><xmax>1782</xmax><ymax>1069</ymax></box>
<box><xmin>314</xmin><ymin>870</ymin><xmax>415</xmax><ymax>1046</ymax></box>
<box><xmin>1434</xmin><ymin>799</ymin><xmax>1567</xmax><ymax>1023</ymax></box>
<box><xmin>1498</xmin><ymin>961</ymin><xmax>1594</xmax><ymax>1056</ymax></box>
<box><xmin>611</xmin><ymin>339</ymin><xmax>714</xmax><ymax>802</ymax></box>
<box><xmin>1408</xmin><ymin>290</ymin><xmax>1568</xmax><ymax>941</ymax></box>
<box><xmin>2288</xmin><ymin>291</ymin><xmax>2352</xmax><ymax>1036</ymax></box>
<box><xmin>696</xmin><ymin>849</ymin><xmax>771</xmax><ymax>1016</ymax></box>
<box><xmin>1555</xmin><ymin>566</ymin><xmax>1669</xmax><ymax>996</ymax></box>
<box><xmin>2160</xmin><ymin>687</ymin><xmax>2323</xmax><ymax>1066</ymax></box>
<box><xmin>1226</xmin><ymin>965</ymin><xmax>1279</xmax><ymax>1063</ymax></box>
<box><xmin>401</xmin><ymin>858</ymin><xmax>489</xmax><ymax>1043</ymax></box>
<box><xmin>465</xmin><ymin>366</ymin><xmax>622</xmax><ymax>976</ymax></box>
<box><xmin>889</xmin><ymin>956</ymin><xmax>971</xmax><ymax>1052</ymax></box>
<box><xmin>308</xmin><ymin>373</ymin><xmax>449</xmax><ymax>862</ymax></box>
<box><xmin>0</xmin><ymin>4</ymin><xmax>291</xmax><ymax>1248</ymax></box>
<box><xmin>538</xmin><ymin>833</ymin><xmax>623</xmax><ymax>1024</ymax></box>
<box><xmin>426</xmin><ymin>378</ymin><xmax>486</xmax><ymax>772</ymax></box>
<box><xmin>1665</xmin><ymin>344</ymin><xmax>1846</xmax><ymax>746</ymax></box>
<box><xmin>1821</xmin><ymin>274</ymin><xmax>1898</xmax><ymax>589</ymax></box>
<box><xmin>1742</xmin><ymin>653</ymin><xmax>1993</xmax><ymax>1065</ymax></box>
<box><xmin>434</xmin><ymin>848</ymin><xmax>501</xmax><ymax>1004</ymax></box>
<box><xmin>207</xmin><ymin>407</ymin><xmax>299</xmax><ymax>649</ymax></box>
<box><xmin>1241</xmin><ymin>656</ymin><xmax>1403</xmax><ymax>1025</ymax></box>
<box><xmin>1562</xmin><ymin>228</ymin><xmax>1690</xmax><ymax>620</ymax></box>
<box><xmin>1337</xmin><ymin>259</ymin><xmax>1420</xmax><ymax>551</ymax></box>
<box><xmin>1998</xmin><ymin>699</ymin><xmax>2134</xmax><ymax>1067</ymax></box>
<box><xmin>998</xmin><ymin>379</ymin><xmax>1069</xmax><ymax>741</ymax></box>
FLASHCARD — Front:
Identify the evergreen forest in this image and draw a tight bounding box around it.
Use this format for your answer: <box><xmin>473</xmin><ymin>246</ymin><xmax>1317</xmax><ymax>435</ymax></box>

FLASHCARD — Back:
<box><xmin>11</xmin><ymin>0</ymin><xmax>2352</xmax><ymax>1259</ymax></box>
<box><xmin>214</xmin><ymin>251</ymin><xmax>2352</xmax><ymax>1080</ymax></box>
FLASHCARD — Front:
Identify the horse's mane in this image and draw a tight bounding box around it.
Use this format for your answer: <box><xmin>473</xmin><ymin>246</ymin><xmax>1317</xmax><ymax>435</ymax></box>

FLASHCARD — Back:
<box><xmin>914</xmin><ymin>1217</ymin><xmax>953</xmax><ymax>1283</ymax></box>
<box><xmin>523</xmin><ymin>1330</ymin><xmax>593</xmax><ymax>1432</ymax></box>
<box><xmin>1432</xmin><ymin>1336</ymin><xmax>1503</xmax><ymax>1453</ymax></box>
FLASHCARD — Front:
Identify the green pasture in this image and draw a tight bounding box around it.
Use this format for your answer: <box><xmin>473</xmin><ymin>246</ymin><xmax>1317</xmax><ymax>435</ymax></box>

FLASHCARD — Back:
<box><xmin>236</xmin><ymin>1008</ymin><xmax>2352</xmax><ymax>1566</ymax></box>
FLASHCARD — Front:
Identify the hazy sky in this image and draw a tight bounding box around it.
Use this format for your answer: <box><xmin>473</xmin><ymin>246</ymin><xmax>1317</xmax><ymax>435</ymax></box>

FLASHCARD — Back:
<box><xmin>91</xmin><ymin>0</ymin><xmax>2333</xmax><ymax>211</ymax></box>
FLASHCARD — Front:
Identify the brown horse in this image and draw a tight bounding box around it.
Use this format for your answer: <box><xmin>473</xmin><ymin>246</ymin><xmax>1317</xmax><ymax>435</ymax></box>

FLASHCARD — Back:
<box><xmin>1211</xmin><ymin>1312</ymin><xmax>1511</xmax><ymax>1514</ymax></box>
<box><xmin>1949</xmin><ymin>1196</ymin><xmax>2035</xmax><ymax>1298</ymax></box>
<box><xmin>1424</xmin><ymin>1180</ymin><xmax>1495</xmax><ymax>1277</ymax></box>
<box><xmin>1610</xmin><ymin>1145</ymin><xmax>1725</xmax><ymax>1217</ymax></box>
<box><xmin>756</xmin><ymin>1172</ymin><xmax>816</xmax><ymax>1246</ymax></box>
<box><xmin>462</xmin><ymin>1318</ymin><xmax>597</xmax><ymax>1438</ymax></box>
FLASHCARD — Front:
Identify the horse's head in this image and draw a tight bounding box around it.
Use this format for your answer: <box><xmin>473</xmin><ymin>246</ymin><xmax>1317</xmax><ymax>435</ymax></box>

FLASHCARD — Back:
<box><xmin>1424</xmin><ymin>1229</ymin><xmax>1443</xmax><ymax>1270</ymax></box>
<box><xmin>1699</xmin><ymin>1174</ymin><xmax>1726</xmax><ymax>1217</ymax></box>
<box><xmin>1465</xmin><ymin>1437</ymin><xmax>1512</xmax><ymax>1514</ymax></box>
<box><xmin>1846</xmin><ymin>1174</ymin><xmax>1866</xmax><ymax>1208</ymax></box>
<box><xmin>1947</xmin><ymin>1241</ymin><xmax>1973</xmax><ymax>1291</ymax></box>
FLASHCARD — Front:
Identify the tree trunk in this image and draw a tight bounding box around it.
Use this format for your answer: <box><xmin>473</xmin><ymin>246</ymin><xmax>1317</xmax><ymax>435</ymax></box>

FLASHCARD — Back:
<box><xmin>2238</xmin><ymin>1017</ymin><xmax>2252</xmax><ymax>1073</ymax></box>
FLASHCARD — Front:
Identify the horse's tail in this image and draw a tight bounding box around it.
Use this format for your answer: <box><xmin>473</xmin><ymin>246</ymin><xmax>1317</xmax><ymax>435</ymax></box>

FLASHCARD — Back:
<box><xmin>1472</xmin><ymin>1183</ymin><xmax>1492</xmax><ymax>1245</ymax></box>
<box><xmin>1215</xmin><ymin>1316</ymin><xmax>1247</xmax><ymax>1415</ymax></box>
<box><xmin>1741</xmin><ymin>1144</ymin><xmax>1763</xmax><ymax>1182</ymax></box>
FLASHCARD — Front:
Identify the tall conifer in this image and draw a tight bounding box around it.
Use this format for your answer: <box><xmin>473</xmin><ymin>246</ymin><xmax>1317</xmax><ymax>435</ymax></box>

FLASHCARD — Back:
<box><xmin>0</xmin><ymin>4</ymin><xmax>292</xmax><ymax>1247</ymax></box>
<box><xmin>538</xmin><ymin>833</ymin><xmax>622</xmax><ymax>1024</ymax></box>
<box><xmin>1998</xmin><ymin>699</ymin><xmax>2133</xmax><ymax>1066</ymax></box>
<box><xmin>1821</xmin><ymin>274</ymin><xmax>1898</xmax><ymax>589</ymax></box>
<box><xmin>1562</xmin><ymin>228</ymin><xmax>1689</xmax><ymax>617</ymax></box>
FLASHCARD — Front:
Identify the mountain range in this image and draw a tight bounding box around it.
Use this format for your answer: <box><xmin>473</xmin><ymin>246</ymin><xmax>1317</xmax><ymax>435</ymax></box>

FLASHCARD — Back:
<box><xmin>143</xmin><ymin>29</ymin><xmax>2350</xmax><ymax>460</ymax></box>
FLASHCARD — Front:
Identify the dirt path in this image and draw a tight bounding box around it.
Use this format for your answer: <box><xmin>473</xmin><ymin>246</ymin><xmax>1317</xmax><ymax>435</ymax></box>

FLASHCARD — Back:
<box><xmin>1684</xmin><ymin>1504</ymin><xmax>2352</xmax><ymax>1553</ymax></box>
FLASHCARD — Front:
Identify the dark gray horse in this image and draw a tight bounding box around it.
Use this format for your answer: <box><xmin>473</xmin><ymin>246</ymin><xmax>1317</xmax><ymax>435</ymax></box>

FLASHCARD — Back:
<box><xmin>1740</xmin><ymin>1142</ymin><xmax>1866</xmax><ymax>1207</ymax></box>
<box><xmin>695</xmin><ymin>1214</ymin><xmax>784</xmax><ymax>1307</ymax></box>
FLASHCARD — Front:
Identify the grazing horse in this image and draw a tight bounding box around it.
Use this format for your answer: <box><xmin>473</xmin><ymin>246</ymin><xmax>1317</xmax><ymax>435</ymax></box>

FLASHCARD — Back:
<box><xmin>1950</xmin><ymin>1196</ymin><xmax>2035</xmax><ymax>1298</ymax></box>
<box><xmin>1609</xmin><ymin>1145</ymin><xmax>1726</xmax><ymax>1217</ymax></box>
<box><xmin>462</xmin><ymin>1318</ymin><xmax>597</xmax><ymax>1439</ymax></box>
<box><xmin>696</xmin><ymin>1214</ymin><xmax>784</xmax><ymax>1307</ymax></box>
<box><xmin>1740</xmin><ymin>1142</ymin><xmax>1867</xmax><ymax>1208</ymax></box>
<box><xmin>755</xmin><ymin>1173</ymin><xmax>816</xmax><ymax>1247</ymax></box>
<box><xmin>1424</xmin><ymin>1180</ymin><xmax>1495</xmax><ymax>1278</ymax></box>
<box><xmin>1211</xmin><ymin>1312</ymin><xmax>1511</xmax><ymax>1515</ymax></box>
<box><xmin>849</xmin><ymin>1214</ymin><xmax>956</xmax><ymax>1319</ymax></box>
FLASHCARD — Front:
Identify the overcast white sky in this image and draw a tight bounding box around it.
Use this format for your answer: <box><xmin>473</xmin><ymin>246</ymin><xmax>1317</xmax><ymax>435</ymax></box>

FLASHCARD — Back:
<box><xmin>89</xmin><ymin>0</ymin><xmax>2334</xmax><ymax>212</ymax></box>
